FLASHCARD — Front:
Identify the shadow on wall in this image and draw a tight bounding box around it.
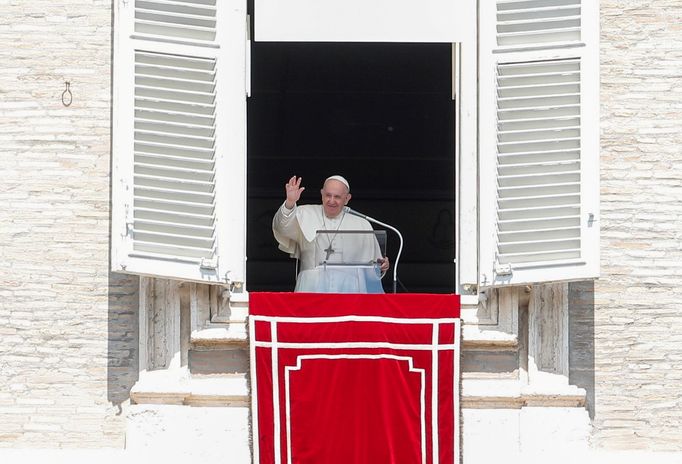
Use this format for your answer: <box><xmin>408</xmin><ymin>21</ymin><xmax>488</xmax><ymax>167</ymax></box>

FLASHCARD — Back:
<box><xmin>107</xmin><ymin>271</ymin><xmax>139</xmax><ymax>415</ymax></box>
<box><xmin>107</xmin><ymin>9</ymin><xmax>140</xmax><ymax>415</ymax></box>
<box><xmin>569</xmin><ymin>280</ymin><xmax>596</xmax><ymax>420</ymax></box>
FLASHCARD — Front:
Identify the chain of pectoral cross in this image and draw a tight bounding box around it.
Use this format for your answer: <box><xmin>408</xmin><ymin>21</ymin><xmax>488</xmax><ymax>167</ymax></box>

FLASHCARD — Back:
<box><xmin>321</xmin><ymin>207</ymin><xmax>346</xmax><ymax>261</ymax></box>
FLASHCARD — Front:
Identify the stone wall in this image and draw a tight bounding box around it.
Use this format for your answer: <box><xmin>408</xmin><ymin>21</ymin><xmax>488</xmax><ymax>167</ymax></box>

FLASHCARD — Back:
<box><xmin>2</xmin><ymin>0</ymin><xmax>682</xmax><ymax>453</ymax></box>
<box><xmin>588</xmin><ymin>0</ymin><xmax>682</xmax><ymax>450</ymax></box>
<box><xmin>0</xmin><ymin>0</ymin><xmax>138</xmax><ymax>447</ymax></box>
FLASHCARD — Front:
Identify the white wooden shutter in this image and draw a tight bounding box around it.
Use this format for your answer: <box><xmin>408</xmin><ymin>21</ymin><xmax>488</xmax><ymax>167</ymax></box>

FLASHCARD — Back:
<box><xmin>479</xmin><ymin>0</ymin><xmax>599</xmax><ymax>287</ymax></box>
<box><xmin>112</xmin><ymin>0</ymin><xmax>247</xmax><ymax>285</ymax></box>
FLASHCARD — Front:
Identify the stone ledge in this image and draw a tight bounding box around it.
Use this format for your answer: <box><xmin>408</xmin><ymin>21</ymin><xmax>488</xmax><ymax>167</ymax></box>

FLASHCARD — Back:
<box><xmin>462</xmin><ymin>326</ymin><xmax>518</xmax><ymax>349</ymax></box>
<box><xmin>191</xmin><ymin>325</ymin><xmax>248</xmax><ymax>348</ymax></box>
<box><xmin>130</xmin><ymin>370</ymin><xmax>249</xmax><ymax>407</ymax></box>
<box><xmin>462</xmin><ymin>379</ymin><xmax>586</xmax><ymax>409</ymax></box>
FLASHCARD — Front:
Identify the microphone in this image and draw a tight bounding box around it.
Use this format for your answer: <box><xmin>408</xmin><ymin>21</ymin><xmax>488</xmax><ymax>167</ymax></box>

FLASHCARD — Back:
<box><xmin>344</xmin><ymin>206</ymin><xmax>403</xmax><ymax>294</ymax></box>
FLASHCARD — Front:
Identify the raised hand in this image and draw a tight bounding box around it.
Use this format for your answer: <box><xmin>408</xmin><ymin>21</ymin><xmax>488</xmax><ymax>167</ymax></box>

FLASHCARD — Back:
<box><xmin>284</xmin><ymin>176</ymin><xmax>305</xmax><ymax>209</ymax></box>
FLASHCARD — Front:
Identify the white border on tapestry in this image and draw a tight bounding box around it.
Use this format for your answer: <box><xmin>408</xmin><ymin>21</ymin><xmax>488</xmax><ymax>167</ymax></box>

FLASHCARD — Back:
<box><xmin>249</xmin><ymin>315</ymin><xmax>462</xmax><ymax>464</ymax></box>
<box><xmin>284</xmin><ymin>354</ymin><xmax>427</xmax><ymax>464</ymax></box>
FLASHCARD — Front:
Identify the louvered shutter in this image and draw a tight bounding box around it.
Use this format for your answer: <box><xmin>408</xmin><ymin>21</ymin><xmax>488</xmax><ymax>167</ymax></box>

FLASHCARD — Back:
<box><xmin>478</xmin><ymin>0</ymin><xmax>599</xmax><ymax>287</ymax></box>
<box><xmin>112</xmin><ymin>0</ymin><xmax>247</xmax><ymax>285</ymax></box>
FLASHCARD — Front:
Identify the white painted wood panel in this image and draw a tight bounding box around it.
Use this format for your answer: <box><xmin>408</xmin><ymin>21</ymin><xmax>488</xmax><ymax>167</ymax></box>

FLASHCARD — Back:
<box><xmin>478</xmin><ymin>0</ymin><xmax>599</xmax><ymax>287</ymax></box>
<box><xmin>112</xmin><ymin>0</ymin><xmax>247</xmax><ymax>285</ymax></box>
<box><xmin>255</xmin><ymin>0</ymin><xmax>474</xmax><ymax>43</ymax></box>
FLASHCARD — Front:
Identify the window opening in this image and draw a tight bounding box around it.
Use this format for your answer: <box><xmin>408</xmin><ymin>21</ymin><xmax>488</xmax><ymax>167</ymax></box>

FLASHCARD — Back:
<box><xmin>246</xmin><ymin>40</ymin><xmax>455</xmax><ymax>293</ymax></box>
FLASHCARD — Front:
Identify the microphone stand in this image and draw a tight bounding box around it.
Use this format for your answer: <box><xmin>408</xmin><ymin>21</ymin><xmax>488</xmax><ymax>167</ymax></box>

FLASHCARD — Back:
<box><xmin>344</xmin><ymin>207</ymin><xmax>403</xmax><ymax>294</ymax></box>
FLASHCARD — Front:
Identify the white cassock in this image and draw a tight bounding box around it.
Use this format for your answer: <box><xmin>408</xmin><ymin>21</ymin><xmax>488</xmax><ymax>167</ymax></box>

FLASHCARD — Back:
<box><xmin>272</xmin><ymin>203</ymin><xmax>384</xmax><ymax>293</ymax></box>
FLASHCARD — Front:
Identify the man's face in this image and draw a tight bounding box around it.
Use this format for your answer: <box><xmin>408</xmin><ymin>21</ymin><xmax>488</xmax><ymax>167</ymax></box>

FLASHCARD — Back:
<box><xmin>320</xmin><ymin>179</ymin><xmax>351</xmax><ymax>218</ymax></box>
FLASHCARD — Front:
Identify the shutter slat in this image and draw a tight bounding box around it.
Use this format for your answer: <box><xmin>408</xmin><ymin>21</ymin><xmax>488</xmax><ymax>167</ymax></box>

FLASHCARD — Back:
<box><xmin>135</xmin><ymin>198</ymin><xmax>215</xmax><ymax>216</ymax></box>
<box><xmin>498</xmin><ymin>5</ymin><xmax>580</xmax><ymax>20</ymax></box>
<box><xmin>498</xmin><ymin>98</ymin><xmax>579</xmax><ymax>109</ymax></box>
<box><xmin>134</xmin><ymin>206</ymin><xmax>214</xmax><ymax>224</ymax></box>
<box><xmin>136</xmin><ymin>63</ymin><xmax>215</xmax><ymax>82</ymax></box>
<box><xmin>499</xmin><ymin>226</ymin><xmax>580</xmax><ymax>242</ymax></box>
<box><xmin>497</xmin><ymin>17</ymin><xmax>580</xmax><ymax>35</ymax></box>
<box><xmin>498</xmin><ymin>66</ymin><xmax>580</xmax><ymax>77</ymax></box>
<box><xmin>135</xmin><ymin>153</ymin><xmax>214</xmax><ymax>170</ymax></box>
<box><xmin>133</xmin><ymin>229</ymin><xmax>214</xmax><ymax>249</ymax></box>
<box><xmin>136</xmin><ymin>51</ymin><xmax>215</xmax><ymax>70</ymax></box>
<box><xmin>498</xmin><ymin>103</ymin><xmax>579</xmax><ymax>118</ymax></box>
<box><xmin>498</xmin><ymin>185</ymin><xmax>579</xmax><ymax>201</ymax></box>
<box><xmin>499</xmin><ymin>148</ymin><xmax>579</xmax><ymax>160</ymax></box>
<box><xmin>498</xmin><ymin>183</ymin><xmax>579</xmax><ymax>199</ymax></box>
<box><xmin>135</xmin><ymin>163</ymin><xmax>214</xmax><ymax>181</ymax></box>
<box><xmin>496</xmin><ymin>0</ymin><xmax>580</xmax><ymax>9</ymax></box>
<box><xmin>135</xmin><ymin>110</ymin><xmax>215</xmax><ymax>127</ymax></box>
<box><xmin>498</xmin><ymin>205</ymin><xmax>580</xmax><ymax>221</ymax></box>
<box><xmin>134</xmin><ymin>185</ymin><xmax>214</xmax><ymax>203</ymax></box>
<box><xmin>499</xmin><ymin>117</ymin><xmax>580</xmax><ymax>131</ymax></box>
<box><xmin>135</xmin><ymin>120</ymin><xmax>215</xmax><ymax>138</ymax></box>
<box><xmin>137</xmin><ymin>0</ymin><xmax>216</xmax><ymax>17</ymax></box>
<box><xmin>498</xmin><ymin>160</ymin><xmax>579</xmax><ymax>175</ymax></box>
<box><xmin>134</xmin><ymin>166</ymin><xmax>215</xmax><ymax>186</ymax></box>
<box><xmin>135</xmin><ymin>218</ymin><xmax>215</xmax><ymax>236</ymax></box>
<box><xmin>135</xmin><ymin>85</ymin><xmax>216</xmax><ymax>105</ymax></box>
<box><xmin>499</xmin><ymin>194</ymin><xmax>580</xmax><ymax>210</ymax></box>
<box><xmin>135</xmin><ymin>98</ymin><xmax>215</xmax><ymax>116</ymax></box>
<box><xmin>498</xmin><ymin>138</ymin><xmax>581</xmax><ymax>153</ymax></box>
<box><xmin>499</xmin><ymin>177</ymin><xmax>580</xmax><ymax>191</ymax></box>
<box><xmin>499</xmin><ymin>237</ymin><xmax>580</xmax><ymax>254</ymax></box>
<box><xmin>135</xmin><ymin>128</ymin><xmax>215</xmax><ymax>147</ymax></box>
<box><xmin>498</xmin><ymin>215</ymin><xmax>580</xmax><ymax>231</ymax></box>
<box><xmin>499</xmin><ymin>249</ymin><xmax>581</xmax><ymax>264</ymax></box>
<box><xmin>132</xmin><ymin>241</ymin><xmax>213</xmax><ymax>260</ymax></box>
<box><xmin>136</xmin><ymin>8</ymin><xmax>216</xmax><ymax>28</ymax></box>
<box><xmin>136</xmin><ymin>76</ymin><xmax>215</xmax><ymax>93</ymax></box>
<box><xmin>498</xmin><ymin>127</ymin><xmax>580</xmax><ymax>142</ymax></box>
<box><xmin>499</xmin><ymin>84</ymin><xmax>580</xmax><ymax>98</ymax></box>
<box><xmin>135</xmin><ymin>97</ymin><xmax>216</xmax><ymax>113</ymax></box>
<box><xmin>135</xmin><ymin>21</ymin><xmax>216</xmax><ymax>42</ymax></box>
<box><xmin>135</xmin><ymin>141</ymin><xmax>213</xmax><ymax>160</ymax></box>
<box><xmin>498</xmin><ymin>59</ymin><xmax>580</xmax><ymax>72</ymax></box>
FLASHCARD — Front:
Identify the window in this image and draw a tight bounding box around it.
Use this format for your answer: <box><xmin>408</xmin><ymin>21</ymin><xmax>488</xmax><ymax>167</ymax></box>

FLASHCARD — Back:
<box><xmin>112</xmin><ymin>0</ymin><xmax>598</xmax><ymax>294</ymax></box>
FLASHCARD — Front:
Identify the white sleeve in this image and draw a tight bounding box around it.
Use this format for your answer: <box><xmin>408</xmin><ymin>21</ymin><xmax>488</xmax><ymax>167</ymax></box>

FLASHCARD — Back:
<box><xmin>272</xmin><ymin>202</ymin><xmax>302</xmax><ymax>255</ymax></box>
<box><xmin>273</xmin><ymin>202</ymin><xmax>298</xmax><ymax>239</ymax></box>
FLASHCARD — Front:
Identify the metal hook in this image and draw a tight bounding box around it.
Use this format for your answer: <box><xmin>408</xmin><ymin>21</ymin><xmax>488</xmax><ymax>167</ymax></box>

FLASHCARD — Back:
<box><xmin>61</xmin><ymin>81</ymin><xmax>72</xmax><ymax>107</ymax></box>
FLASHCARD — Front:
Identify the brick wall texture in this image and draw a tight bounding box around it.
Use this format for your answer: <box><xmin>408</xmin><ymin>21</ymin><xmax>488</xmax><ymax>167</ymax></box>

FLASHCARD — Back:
<box><xmin>590</xmin><ymin>0</ymin><xmax>682</xmax><ymax>451</ymax></box>
<box><xmin>0</xmin><ymin>0</ymin><xmax>139</xmax><ymax>447</ymax></box>
<box><xmin>1</xmin><ymin>0</ymin><xmax>681</xmax><ymax>452</ymax></box>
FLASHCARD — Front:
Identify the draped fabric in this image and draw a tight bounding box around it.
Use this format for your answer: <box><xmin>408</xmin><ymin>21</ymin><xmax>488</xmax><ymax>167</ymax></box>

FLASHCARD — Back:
<box><xmin>250</xmin><ymin>293</ymin><xmax>461</xmax><ymax>464</ymax></box>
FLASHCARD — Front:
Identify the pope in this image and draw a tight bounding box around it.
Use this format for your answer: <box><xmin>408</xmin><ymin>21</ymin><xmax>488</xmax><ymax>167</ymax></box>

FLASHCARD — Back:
<box><xmin>272</xmin><ymin>175</ymin><xmax>390</xmax><ymax>289</ymax></box>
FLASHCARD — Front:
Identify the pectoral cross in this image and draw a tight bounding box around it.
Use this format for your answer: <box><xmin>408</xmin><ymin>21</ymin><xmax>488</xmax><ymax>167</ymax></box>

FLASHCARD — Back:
<box><xmin>324</xmin><ymin>244</ymin><xmax>334</xmax><ymax>261</ymax></box>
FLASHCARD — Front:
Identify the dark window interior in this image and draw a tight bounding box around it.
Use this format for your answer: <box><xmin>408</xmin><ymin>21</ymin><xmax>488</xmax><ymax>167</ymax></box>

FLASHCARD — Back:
<box><xmin>246</xmin><ymin>38</ymin><xmax>455</xmax><ymax>293</ymax></box>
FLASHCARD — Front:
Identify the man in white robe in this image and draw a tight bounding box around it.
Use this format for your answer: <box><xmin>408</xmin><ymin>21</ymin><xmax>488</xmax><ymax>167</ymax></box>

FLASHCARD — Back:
<box><xmin>272</xmin><ymin>175</ymin><xmax>390</xmax><ymax>292</ymax></box>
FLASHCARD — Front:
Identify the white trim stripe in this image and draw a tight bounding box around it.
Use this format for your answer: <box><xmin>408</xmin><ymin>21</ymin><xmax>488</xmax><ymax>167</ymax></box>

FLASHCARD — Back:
<box><xmin>254</xmin><ymin>341</ymin><xmax>457</xmax><ymax>351</ymax></box>
<box><xmin>249</xmin><ymin>316</ymin><xmax>260</xmax><ymax>464</ymax></box>
<box><xmin>251</xmin><ymin>315</ymin><xmax>459</xmax><ymax>324</ymax></box>
<box><xmin>252</xmin><ymin>314</ymin><xmax>461</xmax><ymax>464</ymax></box>
<box><xmin>431</xmin><ymin>323</ymin><xmax>439</xmax><ymax>464</ymax></box>
<box><xmin>284</xmin><ymin>355</ymin><xmax>427</xmax><ymax>464</ymax></box>
<box><xmin>271</xmin><ymin>321</ymin><xmax>281</xmax><ymax>464</ymax></box>
<box><xmin>454</xmin><ymin>319</ymin><xmax>461</xmax><ymax>463</ymax></box>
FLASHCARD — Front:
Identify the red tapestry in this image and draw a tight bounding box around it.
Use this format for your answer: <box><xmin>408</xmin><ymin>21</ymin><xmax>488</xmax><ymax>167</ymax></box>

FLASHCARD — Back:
<box><xmin>250</xmin><ymin>292</ymin><xmax>461</xmax><ymax>464</ymax></box>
